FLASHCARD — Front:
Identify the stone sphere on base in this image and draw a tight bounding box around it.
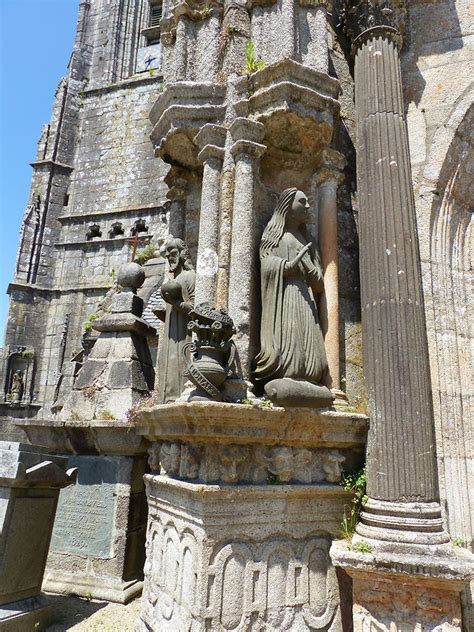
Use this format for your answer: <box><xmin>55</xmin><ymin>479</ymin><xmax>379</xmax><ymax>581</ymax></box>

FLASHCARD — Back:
<box><xmin>117</xmin><ymin>262</ymin><xmax>145</xmax><ymax>292</ymax></box>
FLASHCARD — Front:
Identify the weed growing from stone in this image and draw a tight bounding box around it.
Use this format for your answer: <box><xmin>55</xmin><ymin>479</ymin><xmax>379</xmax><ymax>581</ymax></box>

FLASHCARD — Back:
<box><xmin>135</xmin><ymin>243</ymin><xmax>157</xmax><ymax>265</ymax></box>
<box><xmin>339</xmin><ymin>468</ymin><xmax>367</xmax><ymax>540</ymax></box>
<box><xmin>126</xmin><ymin>391</ymin><xmax>161</xmax><ymax>424</ymax></box>
<box><xmin>452</xmin><ymin>537</ymin><xmax>464</xmax><ymax>547</ymax></box>
<box><xmin>349</xmin><ymin>541</ymin><xmax>373</xmax><ymax>553</ymax></box>
<box><xmin>244</xmin><ymin>41</ymin><xmax>266</xmax><ymax>74</ymax></box>
<box><xmin>96</xmin><ymin>409</ymin><xmax>116</xmax><ymax>420</ymax></box>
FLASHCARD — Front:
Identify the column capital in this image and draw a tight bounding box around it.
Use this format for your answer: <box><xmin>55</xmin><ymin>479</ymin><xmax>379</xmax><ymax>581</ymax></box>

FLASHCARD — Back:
<box><xmin>229</xmin><ymin>117</ymin><xmax>265</xmax><ymax>144</ymax></box>
<box><xmin>194</xmin><ymin>124</ymin><xmax>227</xmax><ymax>152</ymax></box>
<box><xmin>313</xmin><ymin>148</ymin><xmax>346</xmax><ymax>187</ymax></box>
<box><xmin>164</xmin><ymin>166</ymin><xmax>193</xmax><ymax>201</ymax></box>
<box><xmin>230</xmin><ymin>140</ymin><xmax>266</xmax><ymax>161</ymax></box>
<box><xmin>340</xmin><ymin>0</ymin><xmax>407</xmax><ymax>53</ymax></box>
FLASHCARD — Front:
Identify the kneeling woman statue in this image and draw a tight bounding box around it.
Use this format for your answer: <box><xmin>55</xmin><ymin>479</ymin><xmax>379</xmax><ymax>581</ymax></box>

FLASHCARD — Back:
<box><xmin>254</xmin><ymin>188</ymin><xmax>332</xmax><ymax>407</ymax></box>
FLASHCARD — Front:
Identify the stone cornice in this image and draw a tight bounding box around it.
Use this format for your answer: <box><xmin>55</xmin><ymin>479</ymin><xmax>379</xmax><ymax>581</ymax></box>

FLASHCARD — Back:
<box><xmin>57</xmin><ymin>205</ymin><xmax>167</xmax><ymax>223</ymax></box>
<box><xmin>340</xmin><ymin>0</ymin><xmax>407</xmax><ymax>52</ymax></box>
<box><xmin>8</xmin><ymin>281</ymin><xmax>113</xmax><ymax>296</ymax></box>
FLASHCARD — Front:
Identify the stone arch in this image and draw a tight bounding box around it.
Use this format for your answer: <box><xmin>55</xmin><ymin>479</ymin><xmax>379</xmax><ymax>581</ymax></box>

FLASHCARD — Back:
<box><xmin>421</xmin><ymin>94</ymin><xmax>473</xmax><ymax>551</ymax></box>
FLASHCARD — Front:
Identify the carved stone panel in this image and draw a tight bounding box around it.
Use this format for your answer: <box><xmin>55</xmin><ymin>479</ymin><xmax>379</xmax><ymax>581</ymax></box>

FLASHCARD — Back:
<box><xmin>138</xmin><ymin>475</ymin><xmax>349</xmax><ymax>631</ymax></box>
<box><xmin>148</xmin><ymin>441</ymin><xmax>347</xmax><ymax>485</ymax></box>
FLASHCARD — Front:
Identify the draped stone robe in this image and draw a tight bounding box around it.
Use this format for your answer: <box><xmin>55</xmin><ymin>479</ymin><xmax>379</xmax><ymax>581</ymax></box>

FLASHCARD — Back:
<box><xmin>158</xmin><ymin>269</ymin><xmax>195</xmax><ymax>403</ymax></box>
<box><xmin>255</xmin><ymin>231</ymin><xmax>327</xmax><ymax>384</ymax></box>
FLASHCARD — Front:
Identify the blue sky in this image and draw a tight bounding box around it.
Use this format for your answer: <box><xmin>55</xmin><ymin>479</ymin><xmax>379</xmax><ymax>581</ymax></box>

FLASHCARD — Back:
<box><xmin>0</xmin><ymin>0</ymin><xmax>78</xmax><ymax>340</ymax></box>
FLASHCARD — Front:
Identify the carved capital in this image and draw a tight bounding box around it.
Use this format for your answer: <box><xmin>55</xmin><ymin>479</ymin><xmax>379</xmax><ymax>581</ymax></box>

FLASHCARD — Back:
<box><xmin>194</xmin><ymin>124</ymin><xmax>227</xmax><ymax>165</ymax></box>
<box><xmin>313</xmin><ymin>148</ymin><xmax>346</xmax><ymax>187</ymax></box>
<box><xmin>230</xmin><ymin>139</ymin><xmax>266</xmax><ymax>162</ymax></box>
<box><xmin>229</xmin><ymin>117</ymin><xmax>265</xmax><ymax>144</ymax></box>
<box><xmin>340</xmin><ymin>0</ymin><xmax>407</xmax><ymax>52</ymax></box>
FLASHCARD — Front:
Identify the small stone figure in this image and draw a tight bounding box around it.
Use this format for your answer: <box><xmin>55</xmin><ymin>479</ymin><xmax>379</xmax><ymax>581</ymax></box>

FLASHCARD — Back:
<box><xmin>155</xmin><ymin>236</ymin><xmax>196</xmax><ymax>403</ymax></box>
<box><xmin>255</xmin><ymin>188</ymin><xmax>332</xmax><ymax>408</ymax></box>
<box><xmin>9</xmin><ymin>370</ymin><xmax>24</xmax><ymax>403</ymax></box>
<box><xmin>182</xmin><ymin>303</ymin><xmax>236</xmax><ymax>401</ymax></box>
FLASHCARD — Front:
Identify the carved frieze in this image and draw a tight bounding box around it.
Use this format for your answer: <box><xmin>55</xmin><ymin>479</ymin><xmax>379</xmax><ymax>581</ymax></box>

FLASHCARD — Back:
<box><xmin>148</xmin><ymin>441</ymin><xmax>346</xmax><ymax>484</ymax></box>
<box><xmin>339</xmin><ymin>0</ymin><xmax>407</xmax><ymax>51</ymax></box>
<box><xmin>139</xmin><ymin>515</ymin><xmax>340</xmax><ymax>631</ymax></box>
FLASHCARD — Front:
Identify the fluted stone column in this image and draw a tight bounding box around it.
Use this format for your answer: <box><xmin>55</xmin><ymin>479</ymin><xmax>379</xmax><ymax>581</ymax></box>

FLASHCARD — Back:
<box><xmin>330</xmin><ymin>4</ymin><xmax>472</xmax><ymax>630</ymax></box>
<box><xmin>313</xmin><ymin>149</ymin><xmax>346</xmax><ymax>395</ymax></box>
<box><xmin>194</xmin><ymin>124</ymin><xmax>226</xmax><ymax>305</ymax></box>
<box><xmin>228</xmin><ymin>118</ymin><xmax>266</xmax><ymax>379</ymax></box>
<box><xmin>339</xmin><ymin>0</ymin><xmax>448</xmax><ymax>544</ymax></box>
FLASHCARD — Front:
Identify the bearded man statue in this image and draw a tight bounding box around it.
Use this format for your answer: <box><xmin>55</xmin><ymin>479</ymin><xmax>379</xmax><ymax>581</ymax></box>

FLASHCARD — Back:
<box><xmin>155</xmin><ymin>236</ymin><xmax>195</xmax><ymax>403</ymax></box>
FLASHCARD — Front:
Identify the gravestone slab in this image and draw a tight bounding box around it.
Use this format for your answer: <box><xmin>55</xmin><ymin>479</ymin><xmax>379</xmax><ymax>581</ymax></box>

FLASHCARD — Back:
<box><xmin>51</xmin><ymin>456</ymin><xmax>117</xmax><ymax>558</ymax></box>
<box><xmin>44</xmin><ymin>454</ymin><xmax>148</xmax><ymax>604</ymax></box>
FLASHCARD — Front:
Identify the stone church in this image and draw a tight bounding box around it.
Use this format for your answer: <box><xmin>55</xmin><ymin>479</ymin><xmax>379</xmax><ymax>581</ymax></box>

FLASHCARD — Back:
<box><xmin>0</xmin><ymin>0</ymin><xmax>472</xmax><ymax>630</ymax></box>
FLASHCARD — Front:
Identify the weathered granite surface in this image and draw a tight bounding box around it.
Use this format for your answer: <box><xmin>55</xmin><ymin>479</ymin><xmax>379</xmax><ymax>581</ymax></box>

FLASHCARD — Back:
<box><xmin>0</xmin><ymin>441</ymin><xmax>76</xmax><ymax>631</ymax></box>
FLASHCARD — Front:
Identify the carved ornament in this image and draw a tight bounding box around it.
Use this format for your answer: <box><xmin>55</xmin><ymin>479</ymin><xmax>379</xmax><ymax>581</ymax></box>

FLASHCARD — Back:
<box><xmin>340</xmin><ymin>0</ymin><xmax>407</xmax><ymax>51</ymax></box>
<box><xmin>149</xmin><ymin>441</ymin><xmax>346</xmax><ymax>484</ymax></box>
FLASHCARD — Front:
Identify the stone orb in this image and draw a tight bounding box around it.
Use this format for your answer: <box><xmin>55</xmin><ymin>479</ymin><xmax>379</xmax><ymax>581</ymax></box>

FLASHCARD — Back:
<box><xmin>117</xmin><ymin>262</ymin><xmax>145</xmax><ymax>291</ymax></box>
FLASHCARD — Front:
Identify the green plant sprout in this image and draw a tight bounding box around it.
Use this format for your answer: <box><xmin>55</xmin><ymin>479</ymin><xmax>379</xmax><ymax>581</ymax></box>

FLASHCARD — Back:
<box><xmin>245</xmin><ymin>41</ymin><xmax>266</xmax><ymax>74</ymax></box>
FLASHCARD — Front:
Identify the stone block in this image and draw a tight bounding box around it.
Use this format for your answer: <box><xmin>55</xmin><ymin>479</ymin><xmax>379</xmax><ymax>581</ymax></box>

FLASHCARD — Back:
<box><xmin>44</xmin><ymin>454</ymin><xmax>148</xmax><ymax>604</ymax></box>
<box><xmin>138</xmin><ymin>475</ymin><xmax>351</xmax><ymax>631</ymax></box>
<box><xmin>0</xmin><ymin>442</ymin><xmax>75</xmax><ymax>630</ymax></box>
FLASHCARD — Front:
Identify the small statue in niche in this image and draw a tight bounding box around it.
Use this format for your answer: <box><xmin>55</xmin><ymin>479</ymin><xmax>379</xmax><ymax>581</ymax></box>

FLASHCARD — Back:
<box><xmin>9</xmin><ymin>370</ymin><xmax>24</xmax><ymax>403</ymax></box>
<box><xmin>254</xmin><ymin>188</ymin><xmax>333</xmax><ymax>408</ymax></box>
<box><xmin>154</xmin><ymin>236</ymin><xmax>196</xmax><ymax>403</ymax></box>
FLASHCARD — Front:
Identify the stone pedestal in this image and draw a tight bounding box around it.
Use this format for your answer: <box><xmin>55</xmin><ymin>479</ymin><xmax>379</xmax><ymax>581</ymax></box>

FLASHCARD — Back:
<box><xmin>331</xmin><ymin>541</ymin><xmax>472</xmax><ymax>632</ymax></box>
<box><xmin>135</xmin><ymin>401</ymin><xmax>368</xmax><ymax>631</ymax></box>
<box><xmin>0</xmin><ymin>441</ymin><xmax>76</xmax><ymax>631</ymax></box>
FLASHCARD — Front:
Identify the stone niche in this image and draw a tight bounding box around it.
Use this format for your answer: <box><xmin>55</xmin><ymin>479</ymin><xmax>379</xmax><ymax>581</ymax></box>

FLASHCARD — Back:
<box><xmin>1</xmin><ymin>345</ymin><xmax>35</xmax><ymax>406</ymax></box>
<box><xmin>135</xmin><ymin>402</ymin><xmax>367</xmax><ymax>631</ymax></box>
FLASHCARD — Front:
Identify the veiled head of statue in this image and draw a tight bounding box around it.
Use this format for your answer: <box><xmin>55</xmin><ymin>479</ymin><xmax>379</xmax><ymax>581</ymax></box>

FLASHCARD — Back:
<box><xmin>160</xmin><ymin>236</ymin><xmax>194</xmax><ymax>272</ymax></box>
<box><xmin>260</xmin><ymin>188</ymin><xmax>309</xmax><ymax>257</ymax></box>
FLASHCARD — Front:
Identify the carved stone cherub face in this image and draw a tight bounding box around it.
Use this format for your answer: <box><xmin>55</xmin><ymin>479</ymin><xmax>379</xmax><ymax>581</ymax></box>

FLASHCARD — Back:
<box><xmin>219</xmin><ymin>445</ymin><xmax>247</xmax><ymax>483</ymax></box>
<box><xmin>159</xmin><ymin>442</ymin><xmax>180</xmax><ymax>476</ymax></box>
<box><xmin>268</xmin><ymin>446</ymin><xmax>293</xmax><ymax>482</ymax></box>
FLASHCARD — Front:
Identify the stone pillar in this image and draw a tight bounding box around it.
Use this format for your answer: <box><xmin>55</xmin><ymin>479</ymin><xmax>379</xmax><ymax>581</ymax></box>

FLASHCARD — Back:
<box><xmin>194</xmin><ymin>124</ymin><xmax>226</xmax><ymax>305</ymax></box>
<box><xmin>313</xmin><ymin>149</ymin><xmax>346</xmax><ymax>396</ymax></box>
<box><xmin>281</xmin><ymin>0</ymin><xmax>296</xmax><ymax>59</ymax></box>
<box><xmin>331</xmin><ymin>2</ymin><xmax>473</xmax><ymax>630</ymax></box>
<box><xmin>0</xmin><ymin>441</ymin><xmax>76</xmax><ymax>630</ymax></box>
<box><xmin>340</xmin><ymin>0</ymin><xmax>446</xmax><ymax>544</ymax></box>
<box><xmin>228</xmin><ymin>118</ymin><xmax>266</xmax><ymax>379</ymax></box>
<box><xmin>164</xmin><ymin>166</ymin><xmax>190</xmax><ymax>241</ymax></box>
<box><xmin>175</xmin><ymin>17</ymin><xmax>187</xmax><ymax>81</ymax></box>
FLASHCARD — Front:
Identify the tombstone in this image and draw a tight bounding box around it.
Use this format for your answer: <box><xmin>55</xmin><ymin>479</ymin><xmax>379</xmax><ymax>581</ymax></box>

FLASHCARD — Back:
<box><xmin>0</xmin><ymin>441</ymin><xmax>76</xmax><ymax>631</ymax></box>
